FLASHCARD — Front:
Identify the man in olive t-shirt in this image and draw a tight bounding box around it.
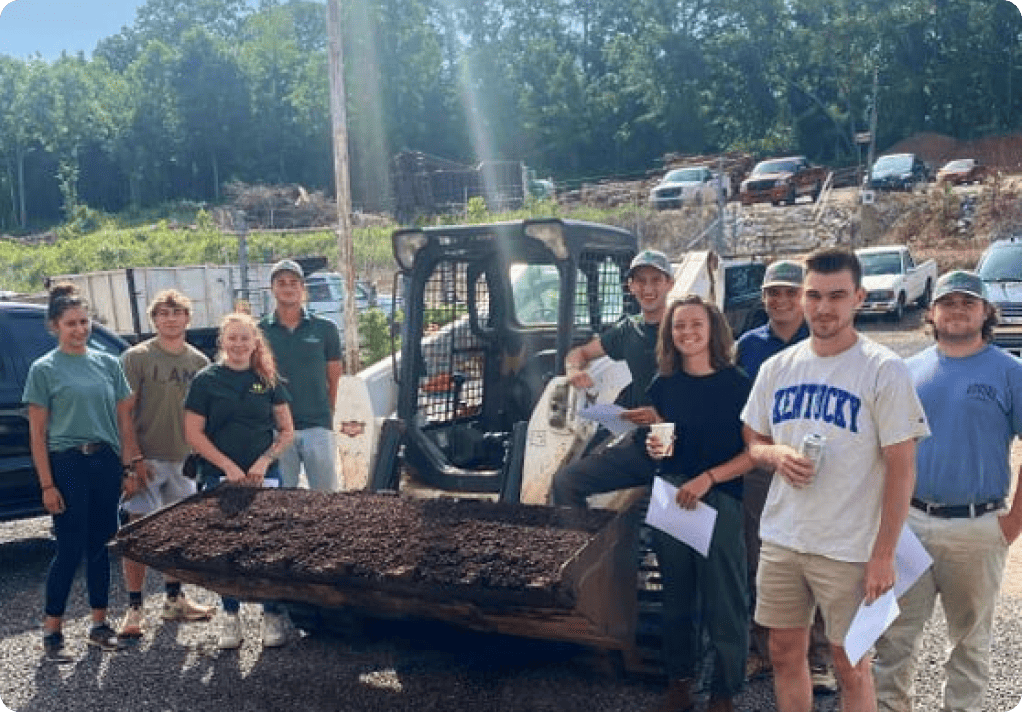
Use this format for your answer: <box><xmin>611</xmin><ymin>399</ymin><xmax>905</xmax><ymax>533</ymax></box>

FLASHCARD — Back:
<box><xmin>118</xmin><ymin>290</ymin><xmax>214</xmax><ymax>638</ymax></box>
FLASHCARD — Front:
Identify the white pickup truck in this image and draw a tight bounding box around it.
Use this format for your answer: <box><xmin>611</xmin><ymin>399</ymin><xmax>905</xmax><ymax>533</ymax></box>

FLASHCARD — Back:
<box><xmin>855</xmin><ymin>245</ymin><xmax>938</xmax><ymax>321</ymax></box>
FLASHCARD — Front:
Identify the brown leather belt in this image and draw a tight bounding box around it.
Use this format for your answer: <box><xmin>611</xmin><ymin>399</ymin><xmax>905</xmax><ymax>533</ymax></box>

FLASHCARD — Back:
<box><xmin>911</xmin><ymin>497</ymin><xmax>1004</xmax><ymax>519</ymax></box>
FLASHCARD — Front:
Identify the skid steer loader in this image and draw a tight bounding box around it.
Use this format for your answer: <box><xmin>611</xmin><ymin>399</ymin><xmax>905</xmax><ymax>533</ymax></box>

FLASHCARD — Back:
<box><xmin>116</xmin><ymin>219</ymin><xmax>754</xmax><ymax>677</ymax></box>
<box><xmin>327</xmin><ymin>218</ymin><xmax>667</xmax><ymax>674</ymax></box>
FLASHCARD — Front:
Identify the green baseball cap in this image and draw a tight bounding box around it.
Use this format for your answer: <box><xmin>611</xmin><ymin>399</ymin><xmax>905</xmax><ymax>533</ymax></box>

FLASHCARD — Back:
<box><xmin>627</xmin><ymin>249</ymin><xmax>672</xmax><ymax>279</ymax></box>
<box><xmin>762</xmin><ymin>260</ymin><xmax>804</xmax><ymax>289</ymax></box>
<box><xmin>932</xmin><ymin>270</ymin><xmax>986</xmax><ymax>303</ymax></box>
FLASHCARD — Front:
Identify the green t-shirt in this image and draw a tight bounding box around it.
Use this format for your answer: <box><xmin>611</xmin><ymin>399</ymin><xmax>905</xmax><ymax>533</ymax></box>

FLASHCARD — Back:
<box><xmin>599</xmin><ymin>315</ymin><xmax>660</xmax><ymax>409</ymax></box>
<box><xmin>122</xmin><ymin>338</ymin><xmax>209</xmax><ymax>461</ymax></box>
<box><xmin>183</xmin><ymin>363</ymin><xmax>290</xmax><ymax>477</ymax></box>
<box><xmin>259</xmin><ymin>309</ymin><xmax>341</xmax><ymax>430</ymax></box>
<box><xmin>22</xmin><ymin>348</ymin><xmax>132</xmax><ymax>453</ymax></box>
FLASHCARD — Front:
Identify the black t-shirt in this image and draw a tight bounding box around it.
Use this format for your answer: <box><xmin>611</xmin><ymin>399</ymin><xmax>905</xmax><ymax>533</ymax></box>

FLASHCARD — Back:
<box><xmin>184</xmin><ymin>363</ymin><xmax>290</xmax><ymax>478</ymax></box>
<box><xmin>599</xmin><ymin>315</ymin><xmax>660</xmax><ymax>409</ymax></box>
<box><xmin>647</xmin><ymin>366</ymin><xmax>751</xmax><ymax>500</ymax></box>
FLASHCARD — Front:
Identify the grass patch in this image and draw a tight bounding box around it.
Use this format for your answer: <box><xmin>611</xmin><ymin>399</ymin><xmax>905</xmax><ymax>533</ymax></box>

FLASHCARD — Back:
<box><xmin>0</xmin><ymin>200</ymin><xmax>650</xmax><ymax>295</ymax></box>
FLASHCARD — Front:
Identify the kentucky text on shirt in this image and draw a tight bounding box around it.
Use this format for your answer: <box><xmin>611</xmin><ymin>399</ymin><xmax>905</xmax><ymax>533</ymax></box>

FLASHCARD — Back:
<box><xmin>771</xmin><ymin>383</ymin><xmax>862</xmax><ymax>432</ymax></box>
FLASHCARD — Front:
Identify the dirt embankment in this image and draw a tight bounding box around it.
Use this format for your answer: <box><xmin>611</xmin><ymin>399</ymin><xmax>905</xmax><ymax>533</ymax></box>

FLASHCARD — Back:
<box><xmin>889</xmin><ymin>132</ymin><xmax>1022</xmax><ymax>174</ymax></box>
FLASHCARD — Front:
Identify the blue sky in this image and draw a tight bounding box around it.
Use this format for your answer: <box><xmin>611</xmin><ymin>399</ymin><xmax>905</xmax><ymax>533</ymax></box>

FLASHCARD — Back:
<box><xmin>0</xmin><ymin>0</ymin><xmax>143</xmax><ymax>60</ymax></box>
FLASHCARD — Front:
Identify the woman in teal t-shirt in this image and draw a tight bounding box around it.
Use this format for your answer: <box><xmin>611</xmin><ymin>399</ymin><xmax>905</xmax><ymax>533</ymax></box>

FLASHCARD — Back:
<box><xmin>23</xmin><ymin>283</ymin><xmax>140</xmax><ymax>662</ymax></box>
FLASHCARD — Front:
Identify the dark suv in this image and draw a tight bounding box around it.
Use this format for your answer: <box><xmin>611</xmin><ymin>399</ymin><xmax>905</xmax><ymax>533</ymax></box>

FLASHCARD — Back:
<box><xmin>977</xmin><ymin>237</ymin><xmax>1022</xmax><ymax>357</ymax></box>
<box><xmin>866</xmin><ymin>153</ymin><xmax>930</xmax><ymax>192</ymax></box>
<box><xmin>0</xmin><ymin>301</ymin><xmax>128</xmax><ymax>522</ymax></box>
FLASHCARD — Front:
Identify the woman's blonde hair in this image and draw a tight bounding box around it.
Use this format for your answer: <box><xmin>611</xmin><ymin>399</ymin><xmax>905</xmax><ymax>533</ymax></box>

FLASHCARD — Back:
<box><xmin>656</xmin><ymin>295</ymin><xmax>735</xmax><ymax>376</ymax></box>
<box><xmin>217</xmin><ymin>312</ymin><xmax>279</xmax><ymax>387</ymax></box>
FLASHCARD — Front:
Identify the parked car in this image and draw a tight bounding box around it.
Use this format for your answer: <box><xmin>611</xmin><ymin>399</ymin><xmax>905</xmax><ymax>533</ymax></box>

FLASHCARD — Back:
<box><xmin>648</xmin><ymin>165</ymin><xmax>727</xmax><ymax>210</ymax></box>
<box><xmin>936</xmin><ymin>158</ymin><xmax>988</xmax><ymax>186</ymax></box>
<box><xmin>977</xmin><ymin>236</ymin><xmax>1022</xmax><ymax>356</ymax></box>
<box><xmin>739</xmin><ymin>156</ymin><xmax>827</xmax><ymax>206</ymax></box>
<box><xmin>0</xmin><ymin>301</ymin><xmax>129</xmax><ymax>523</ymax></box>
<box><xmin>855</xmin><ymin>245</ymin><xmax>938</xmax><ymax>321</ymax></box>
<box><xmin>866</xmin><ymin>153</ymin><xmax>930</xmax><ymax>192</ymax></box>
<box><xmin>305</xmin><ymin>272</ymin><xmax>377</xmax><ymax>331</ymax></box>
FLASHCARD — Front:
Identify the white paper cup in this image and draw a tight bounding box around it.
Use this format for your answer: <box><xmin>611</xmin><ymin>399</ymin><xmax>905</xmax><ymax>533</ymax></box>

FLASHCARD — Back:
<box><xmin>649</xmin><ymin>422</ymin><xmax>675</xmax><ymax>459</ymax></box>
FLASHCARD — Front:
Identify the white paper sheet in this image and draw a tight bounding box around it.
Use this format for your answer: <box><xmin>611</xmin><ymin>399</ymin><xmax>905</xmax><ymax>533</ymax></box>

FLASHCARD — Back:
<box><xmin>578</xmin><ymin>403</ymin><xmax>636</xmax><ymax>437</ymax></box>
<box><xmin>844</xmin><ymin>590</ymin><xmax>900</xmax><ymax>666</ymax></box>
<box><xmin>839</xmin><ymin>527</ymin><xmax>932</xmax><ymax>666</ymax></box>
<box><xmin>643</xmin><ymin>476</ymin><xmax>717</xmax><ymax>557</ymax></box>
<box><xmin>893</xmin><ymin>526</ymin><xmax>933</xmax><ymax>599</ymax></box>
<box><xmin>586</xmin><ymin>359</ymin><xmax>634</xmax><ymax>403</ymax></box>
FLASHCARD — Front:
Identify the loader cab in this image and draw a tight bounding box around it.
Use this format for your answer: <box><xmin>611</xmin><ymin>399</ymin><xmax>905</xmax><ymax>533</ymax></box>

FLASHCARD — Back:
<box><xmin>372</xmin><ymin>219</ymin><xmax>636</xmax><ymax>501</ymax></box>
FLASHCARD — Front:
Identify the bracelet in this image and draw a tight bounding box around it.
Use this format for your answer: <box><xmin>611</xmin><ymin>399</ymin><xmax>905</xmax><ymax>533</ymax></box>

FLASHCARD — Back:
<box><xmin>130</xmin><ymin>455</ymin><xmax>144</xmax><ymax>464</ymax></box>
<box><xmin>41</xmin><ymin>484</ymin><xmax>55</xmax><ymax>491</ymax></box>
<box><xmin>706</xmin><ymin>469</ymin><xmax>717</xmax><ymax>484</ymax></box>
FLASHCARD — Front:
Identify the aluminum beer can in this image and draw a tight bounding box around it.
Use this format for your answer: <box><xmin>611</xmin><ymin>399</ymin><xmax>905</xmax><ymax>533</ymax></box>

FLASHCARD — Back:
<box><xmin>800</xmin><ymin>433</ymin><xmax>825</xmax><ymax>474</ymax></box>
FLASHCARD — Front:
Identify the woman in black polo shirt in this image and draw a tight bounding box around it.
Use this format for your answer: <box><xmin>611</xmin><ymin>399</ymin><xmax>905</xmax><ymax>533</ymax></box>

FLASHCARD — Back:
<box><xmin>184</xmin><ymin>312</ymin><xmax>294</xmax><ymax>650</ymax></box>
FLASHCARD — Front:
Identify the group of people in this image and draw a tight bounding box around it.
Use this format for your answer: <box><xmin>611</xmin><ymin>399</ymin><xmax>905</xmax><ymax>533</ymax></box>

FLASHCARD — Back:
<box><xmin>554</xmin><ymin>247</ymin><xmax>1022</xmax><ymax>712</ymax></box>
<box><xmin>26</xmin><ymin>258</ymin><xmax>344</xmax><ymax>661</ymax></box>
<box><xmin>25</xmin><ymin>243</ymin><xmax>1022</xmax><ymax>712</ymax></box>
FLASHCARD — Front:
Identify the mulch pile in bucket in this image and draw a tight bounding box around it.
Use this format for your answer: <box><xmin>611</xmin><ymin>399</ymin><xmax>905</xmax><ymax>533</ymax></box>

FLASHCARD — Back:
<box><xmin>114</xmin><ymin>486</ymin><xmax>615</xmax><ymax>599</ymax></box>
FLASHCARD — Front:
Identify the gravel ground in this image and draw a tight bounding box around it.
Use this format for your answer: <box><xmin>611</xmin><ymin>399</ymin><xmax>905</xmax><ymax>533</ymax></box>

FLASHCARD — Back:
<box><xmin>2</xmin><ymin>513</ymin><xmax>1022</xmax><ymax>712</ymax></box>
<box><xmin>4</xmin><ymin>315</ymin><xmax>1021</xmax><ymax>712</ymax></box>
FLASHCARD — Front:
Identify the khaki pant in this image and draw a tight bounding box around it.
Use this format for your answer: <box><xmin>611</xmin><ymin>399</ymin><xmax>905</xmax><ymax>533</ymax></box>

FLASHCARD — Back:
<box><xmin>744</xmin><ymin>467</ymin><xmax>831</xmax><ymax>667</ymax></box>
<box><xmin>874</xmin><ymin>508</ymin><xmax>1009</xmax><ymax>712</ymax></box>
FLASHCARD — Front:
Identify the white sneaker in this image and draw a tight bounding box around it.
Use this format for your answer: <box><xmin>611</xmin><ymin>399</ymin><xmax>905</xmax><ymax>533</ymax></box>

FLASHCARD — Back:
<box><xmin>261</xmin><ymin>612</ymin><xmax>287</xmax><ymax>648</ymax></box>
<box><xmin>217</xmin><ymin>612</ymin><xmax>242</xmax><ymax>650</ymax></box>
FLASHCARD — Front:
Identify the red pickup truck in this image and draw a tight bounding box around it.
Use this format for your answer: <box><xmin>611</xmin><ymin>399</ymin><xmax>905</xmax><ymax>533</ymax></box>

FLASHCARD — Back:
<box><xmin>740</xmin><ymin>156</ymin><xmax>828</xmax><ymax>206</ymax></box>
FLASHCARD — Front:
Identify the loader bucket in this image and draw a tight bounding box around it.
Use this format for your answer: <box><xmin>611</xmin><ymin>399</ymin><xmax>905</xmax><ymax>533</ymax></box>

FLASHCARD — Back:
<box><xmin>112</xmin><ymin>487</ymin><xmax>649</xmax><ymax>659</ymax></box>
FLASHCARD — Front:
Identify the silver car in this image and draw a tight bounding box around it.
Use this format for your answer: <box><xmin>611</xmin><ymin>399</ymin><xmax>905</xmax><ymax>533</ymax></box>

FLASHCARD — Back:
<box><xmin>649</xmin><ymin>166</ymin><xmax>725</xmax><ymax>210</ymax></box>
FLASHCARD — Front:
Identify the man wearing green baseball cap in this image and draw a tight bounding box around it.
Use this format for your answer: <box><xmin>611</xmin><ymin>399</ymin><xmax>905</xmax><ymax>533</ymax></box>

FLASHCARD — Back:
<box><xmin>876</xmin><ymin>271</ymin><xmax>1022</xmax><ymax>712</ymax></box>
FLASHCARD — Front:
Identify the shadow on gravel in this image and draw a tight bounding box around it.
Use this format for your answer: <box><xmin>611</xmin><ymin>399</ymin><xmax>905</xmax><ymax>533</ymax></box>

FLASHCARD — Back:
<box><xmin>0</xmin><ymin>536</ymin><xmax>55</xmax><ymax>572</ymax></box>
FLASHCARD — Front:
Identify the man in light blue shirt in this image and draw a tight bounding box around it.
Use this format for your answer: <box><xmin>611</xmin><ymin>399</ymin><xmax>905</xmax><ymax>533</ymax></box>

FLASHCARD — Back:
<box><xmin>875</xmin><ymin>271</ymin><xmax>1022</xmax><ymax>712</ymax></box>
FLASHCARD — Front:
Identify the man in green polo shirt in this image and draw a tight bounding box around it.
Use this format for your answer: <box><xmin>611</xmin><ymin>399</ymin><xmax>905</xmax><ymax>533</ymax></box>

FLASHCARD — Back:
<box><xmin>259</xmin><ymin>259</ymin><xmax>343</xmax><ymax>491</ymax></box>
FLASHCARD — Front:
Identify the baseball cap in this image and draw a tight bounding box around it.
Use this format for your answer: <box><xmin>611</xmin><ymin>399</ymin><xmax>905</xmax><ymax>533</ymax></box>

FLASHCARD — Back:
<box><xmin>762</xmin><ymin>260</ymin><xmax>804</xmax><ymax>289</ymax></box>
<box><xmin>270</xmin><ymin>259</ymin><xmax>304</xmax><ymax>281</ymax></box>
<box><xmin>932</xmin><ymin>270</ymin><xmax>986</xmax><ymax>303</ymax></box>
<box><xmin>627</xmin><ymin>249</ymin><xmax>672</xmax><ymax>279</ymax></box>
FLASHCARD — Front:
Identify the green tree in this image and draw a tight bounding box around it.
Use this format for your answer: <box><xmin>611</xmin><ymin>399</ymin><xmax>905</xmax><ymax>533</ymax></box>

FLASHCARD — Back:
<box><xmin>115</xmin><ymin>41</ymin><xmax>184</xmax><ymax>209</ymax></box>
<box><xmin>0</xmin><ymin>57</ymin><xmax>32</xmax><ymax>228</ymax></box>
<box><xmin>173</xmin><ymin>28</ymin><xmax>250</xmax><ymax>201</ymax></box>
<box><xmin>43</xmin><ymin>55</ymin><xmax>113</xmax><ymax>219</ymax></box>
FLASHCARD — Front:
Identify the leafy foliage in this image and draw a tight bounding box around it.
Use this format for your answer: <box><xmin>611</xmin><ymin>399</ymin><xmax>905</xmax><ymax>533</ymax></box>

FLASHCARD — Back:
<box><xmin>0</xmin><ymin>219</ymin><xmax>394</xmax><ymax>294</ymax></box>
<box><xmin>359</xmin><ymin>307</ymin><xmax>401</xmax><ymax>365</ymax></box>
<box><xmin>0</xmin><ymin>0</ymin><xmax>1019</xmax><ymax>231</ymax></box>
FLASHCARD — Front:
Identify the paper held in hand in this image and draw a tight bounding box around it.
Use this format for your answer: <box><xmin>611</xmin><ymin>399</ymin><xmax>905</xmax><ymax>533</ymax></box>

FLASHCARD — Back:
<box><xmin>644</xmin><ymin>476</ymin><xmax>717</xmax><ymax>557</ymax></box>
<box><xmin>577</xmin><ymin>403</ymin><xmax>636</xmax><ymax>437</ymax></box>
<box><xmin>842</xmin><ymin>527</ymin><xmax>934</xmax><ymax>666</ymax></box>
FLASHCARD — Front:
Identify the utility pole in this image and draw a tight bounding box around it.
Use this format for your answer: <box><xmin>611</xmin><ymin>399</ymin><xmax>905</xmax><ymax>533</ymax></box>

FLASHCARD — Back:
<box><xmin>715</xmin><ymin>155</ymin><xmax>727</xmax><ymax>254</ymax></box>
<box><xmin>866</xmin><ymin>67</ymin><xmax>879</xmax><ymax>174</ymax></box>
<box><xmin>326</xmin><ymin>0</ymin><xmax>359</xmax><ymax>374</ymax></box>
<box><xmin>235</xmin><ymin>210</ymin><xmax>249</xmax><ymax>307</ymax></box>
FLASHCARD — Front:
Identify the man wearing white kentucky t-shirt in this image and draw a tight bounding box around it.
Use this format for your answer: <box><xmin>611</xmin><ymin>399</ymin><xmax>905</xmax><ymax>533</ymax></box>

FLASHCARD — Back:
<box><xmin>742</xmin><ymin>248</ymin><xmax>930</xmax><ymax>712</ymax></box>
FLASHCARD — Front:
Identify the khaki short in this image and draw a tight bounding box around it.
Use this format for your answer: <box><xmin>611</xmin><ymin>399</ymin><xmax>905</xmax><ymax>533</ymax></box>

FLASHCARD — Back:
<box><xmin>755</xmin><ymin>541</ymin><xmax>865</xmax><ymax>644</ymax></box>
